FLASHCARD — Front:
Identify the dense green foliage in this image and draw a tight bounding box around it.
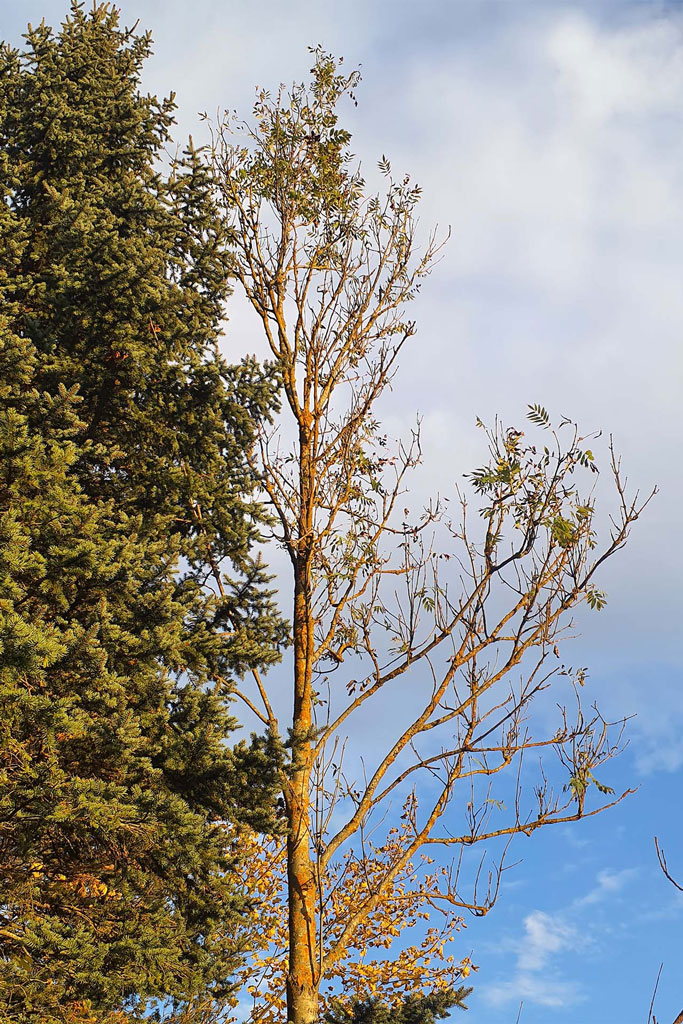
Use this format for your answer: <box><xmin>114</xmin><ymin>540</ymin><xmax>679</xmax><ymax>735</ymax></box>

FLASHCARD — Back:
<box><xmin>0</xmin><ymin>4</ymin><xmax>283</xmax><ymax>1021</ymax></box>
<box><xmin>323</xmin><ymin>987</ymin><xmax>472</xmax><ymax>1024</ymax></box>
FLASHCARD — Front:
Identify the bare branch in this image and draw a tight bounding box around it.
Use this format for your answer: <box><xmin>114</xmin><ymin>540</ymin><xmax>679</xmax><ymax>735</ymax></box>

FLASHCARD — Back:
<box><xmin>655</xmin><ymin>836</ymin><xmax>683</xmax><ymax>892</ymax></box>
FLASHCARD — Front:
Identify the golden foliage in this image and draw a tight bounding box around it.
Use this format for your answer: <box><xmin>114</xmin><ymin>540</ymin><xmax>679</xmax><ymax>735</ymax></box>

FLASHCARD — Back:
<box><xmin>232</xmin><ymin>817</ymin><xmax>475</xmax><ymax>1024</ymax></box>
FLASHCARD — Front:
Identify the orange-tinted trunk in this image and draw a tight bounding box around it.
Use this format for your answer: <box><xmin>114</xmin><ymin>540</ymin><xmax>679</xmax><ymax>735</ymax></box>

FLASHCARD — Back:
<box><xmin>286</xmin><ymin>426</ymin><xmax>319</xmax><ymax>1024</ymax></box>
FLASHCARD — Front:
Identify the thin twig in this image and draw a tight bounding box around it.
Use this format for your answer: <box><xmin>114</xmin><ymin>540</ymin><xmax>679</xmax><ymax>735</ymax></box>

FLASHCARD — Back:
<box><xmin>647</xmin><ymin>962</ymin><xmax>662</xmax><ymax>1024</ymax></box>
<box><xmin>655</xmin><ymin>837</ymin><xmax>683</xmax><ymax>891</ymax></box>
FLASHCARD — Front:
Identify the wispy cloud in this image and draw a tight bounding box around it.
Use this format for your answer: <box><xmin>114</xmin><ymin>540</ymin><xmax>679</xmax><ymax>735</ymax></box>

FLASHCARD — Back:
<box><xmin>484</xmin><ymin>910</ymin><xmax>582</xmax><ymax>1008</ymax></box>
<box><xmin>485</xmin><ymin>970</ymin><xmax>582</xmax><ymax>1010</ymax></box>
<box><xmin>573</xmin><ymin>866</ymin><xmax>638</xmax><ymax>908</ymax></box>
<box><xmin>484</xmin><ymin>863</ymin><xmax>637</xmax><ymax>1009</ymax></box>
<box><xmin>517</xmin><ymin>911</ymin><xmax>578</xmax><ymax>972</ymax></box>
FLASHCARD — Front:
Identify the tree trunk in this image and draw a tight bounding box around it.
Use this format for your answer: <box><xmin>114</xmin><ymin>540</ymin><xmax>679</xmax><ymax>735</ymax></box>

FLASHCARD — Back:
<box><xmin>286</xmin><ymin>769</ymin><xmax>318</xmax><ymax>1024</ymax></box>
<box><xmin>286</xmin><ymin>425</ymin><xmax>319</xmax><ymax>1024</ymax></box>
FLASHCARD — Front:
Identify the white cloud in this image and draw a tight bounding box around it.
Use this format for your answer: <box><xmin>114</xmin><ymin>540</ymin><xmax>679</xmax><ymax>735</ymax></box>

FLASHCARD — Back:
<box><xmin>574</xmin><ymin>866</ymin><xmax>638</xmax><ymax>907</ymax></box>
<box><xmin>483</xmin><ymin>910</ymin><xmax>582</xmax><ymax>1008</ymax></box>
<box><xmin>548</xmin><ymin>14</ymin><xmax>683</xmax><ymax>124</ymax></box>
<box><xmin>485</xmin><ymin>865</ymin><xmax>636</xmax><ymax>1009</ymax></box>
<box><xmin>486</xmin><ymin>971</ymin><xmax>582</xmax><ymax>1010</ymax></box>
<box><xmin>517</xmin><ymin>910</ymin><xmax>577</xmax><ymax>972</ymax></box>
<box><xmin>358</xmin><ymin>4</ymin><xmax>683</xmax><ymax>704</ymax></box>
<box><xmin>640</xmin><ymin>743</ymin><xmax>683</xmax><ymax>775</ymax></box>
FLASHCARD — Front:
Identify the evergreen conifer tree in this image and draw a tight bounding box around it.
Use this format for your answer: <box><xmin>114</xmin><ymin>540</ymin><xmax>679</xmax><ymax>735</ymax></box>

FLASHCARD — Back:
<box><xmin>0</xmin><ymin>5</ymin><xmax>283</xmax><ymax>1020</ymax></box>
<box><xmin>323</xmin><ymin>987</ymin><xmax>472</xmax><ymax>1024</ymax></box>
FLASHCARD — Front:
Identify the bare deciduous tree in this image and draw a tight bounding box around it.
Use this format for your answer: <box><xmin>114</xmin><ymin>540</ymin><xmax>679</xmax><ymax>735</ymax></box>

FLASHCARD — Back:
<box><xmin>211</xmin><ymin>51</ymin><xmax>651</xmax><ymax>1024</ymax></box>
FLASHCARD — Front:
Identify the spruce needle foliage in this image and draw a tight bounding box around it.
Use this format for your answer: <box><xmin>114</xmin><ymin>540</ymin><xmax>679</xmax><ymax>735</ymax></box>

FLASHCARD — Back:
<box><xmin>324</xmin><ymin>987</ymin><xmax>472</xmax><ymax>1024</ymax></box>
<box><xmin>0</xmin><ymin>4</ymin><xmax>284</xmax><ymax>1021</ymax></box>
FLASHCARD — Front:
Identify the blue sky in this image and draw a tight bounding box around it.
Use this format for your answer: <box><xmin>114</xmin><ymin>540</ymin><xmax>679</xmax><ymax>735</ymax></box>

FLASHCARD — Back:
<box><xmin>3</xmin><ymin>0</ymin><xmax>683</xmax><ymax>1020</ymax></box>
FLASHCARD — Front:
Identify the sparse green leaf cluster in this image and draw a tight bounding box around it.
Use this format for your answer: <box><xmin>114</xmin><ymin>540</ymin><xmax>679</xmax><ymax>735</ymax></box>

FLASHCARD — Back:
<box><xmin>468</xmin><ymin>407</ymin><xmax>602</xmax><ymax>570</ymax></box>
